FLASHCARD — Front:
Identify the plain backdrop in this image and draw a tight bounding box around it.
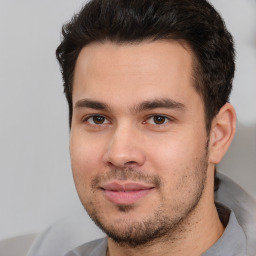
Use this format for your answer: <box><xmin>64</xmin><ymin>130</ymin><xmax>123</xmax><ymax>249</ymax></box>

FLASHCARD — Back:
<box><xmin>0</xmin><ymin>0</ymin><xmax>255</xmax><ymax>241</ymax></box>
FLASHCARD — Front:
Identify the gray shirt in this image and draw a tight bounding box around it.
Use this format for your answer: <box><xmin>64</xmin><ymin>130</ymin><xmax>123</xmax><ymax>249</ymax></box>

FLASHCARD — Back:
<box><xmin>64</xmin><ymin>211</ymin><xmax>247</xmax><ymax>256</ymax></box>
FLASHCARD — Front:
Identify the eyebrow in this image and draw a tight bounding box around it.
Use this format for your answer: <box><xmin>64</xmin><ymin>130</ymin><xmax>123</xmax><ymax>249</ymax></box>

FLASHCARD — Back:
<box><xmin>74</xmin><ymin>99</ymin><xmax>110</xmax><ymax>111</ymax></box>
<box><xmin>74</xmin><ymin>98</ymin><xmax>185</xmax><ymax>113</ymax></box>
<box><xmin>132</xmin><ymin>98</ymin><xmax>186</xmax><ymax>113</ymax></box>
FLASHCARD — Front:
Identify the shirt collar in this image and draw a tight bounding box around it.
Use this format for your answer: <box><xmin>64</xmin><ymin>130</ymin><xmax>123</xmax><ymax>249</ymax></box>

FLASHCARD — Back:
<box><xmin>202</xmin><ymin>211</ymin><xmax>247</xmax><ymax>256</ymax></box>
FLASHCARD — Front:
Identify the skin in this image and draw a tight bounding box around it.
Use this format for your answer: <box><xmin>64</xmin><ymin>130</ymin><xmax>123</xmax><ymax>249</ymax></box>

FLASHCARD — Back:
<box><xmin>70</xmin><ymin>41</ymin><xmax>236</xmax><ymax>256</ymax></box>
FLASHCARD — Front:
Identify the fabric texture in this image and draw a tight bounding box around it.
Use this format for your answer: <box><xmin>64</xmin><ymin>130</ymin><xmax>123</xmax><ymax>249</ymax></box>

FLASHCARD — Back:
<box><xmin>27</xmin><ymin>173</ymin><xmax>256</xmax><ymax>256</ymax></box>
<box><xmin>0</xmin><ymin>234</ymin><xmax>37</xmax><ymax>256</ymax></box>
<box><xmin>202</xmin><ymin>211</ymin><xmax>246</xmax><ymax>256</ymax></box>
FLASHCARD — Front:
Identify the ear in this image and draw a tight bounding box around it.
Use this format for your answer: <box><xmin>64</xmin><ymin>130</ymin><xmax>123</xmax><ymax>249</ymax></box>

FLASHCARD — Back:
<box><xmin>208</xmin><ymin>103</ymin><xmax>236</xmax><ymax>164</ymax></box>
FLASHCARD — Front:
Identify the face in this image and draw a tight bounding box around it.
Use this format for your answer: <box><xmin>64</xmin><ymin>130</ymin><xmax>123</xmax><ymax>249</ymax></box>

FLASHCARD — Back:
<box><xmin>70</xmin><ymin>41</ymin><xmax>210</xmax><ymax>246</ymax></box>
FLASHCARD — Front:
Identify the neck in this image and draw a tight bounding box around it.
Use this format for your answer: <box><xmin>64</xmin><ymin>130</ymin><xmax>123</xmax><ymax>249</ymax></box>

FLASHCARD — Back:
<box><xmin>107</xmin><ymin>183</ymin><xmax>224</xmax><ymax>256</ymax></box>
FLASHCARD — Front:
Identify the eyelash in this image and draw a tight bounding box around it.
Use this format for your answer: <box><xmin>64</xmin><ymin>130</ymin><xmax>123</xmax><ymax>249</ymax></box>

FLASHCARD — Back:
<box><xmin>82</xmin><ymin>114</ymin><xmax>173</xmax><ymax>127</ymax></box>
<box><xmin>144</xmin><ymin>115</ymin><xmax>172</xmax><ymax>126</ymax></box>
<box><xmin>82</xmin><ymin>115</ymin><xmax>111</xmax><ymax>126</ymax></box>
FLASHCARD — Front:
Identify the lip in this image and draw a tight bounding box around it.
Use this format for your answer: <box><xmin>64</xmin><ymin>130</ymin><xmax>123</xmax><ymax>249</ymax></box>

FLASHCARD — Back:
<box><xmin>101</xmin><ymin>182</ymin><xmax>154</xmax><ymax>205</ymax></box>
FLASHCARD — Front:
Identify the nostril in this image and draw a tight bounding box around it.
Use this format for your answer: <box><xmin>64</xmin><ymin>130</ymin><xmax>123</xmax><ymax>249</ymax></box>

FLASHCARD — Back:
<box><xmin>106</xmin><ymin>160</ymin><xmax>139</xmax><ymax>169</ymax></box>
<box><xmin>124</xmin><ymin>161</ymin><xmax>137</xmax><ymax>166</ymax></box>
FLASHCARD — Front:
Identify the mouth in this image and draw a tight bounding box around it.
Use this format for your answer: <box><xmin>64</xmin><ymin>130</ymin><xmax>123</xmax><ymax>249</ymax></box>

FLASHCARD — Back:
<box><xmin>100</xmin><ymin>182</ymin><xmax>155</xmax><ymax>205</ymax></box>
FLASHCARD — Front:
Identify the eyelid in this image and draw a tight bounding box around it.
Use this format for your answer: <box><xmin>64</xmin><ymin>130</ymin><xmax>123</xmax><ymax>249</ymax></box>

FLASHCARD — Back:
<box><xmin>81</xmin><ymin>113</ymin><xmax>174</xmax><ymax>127</ymax></box>
<box><xmin>82</xmin><ymin>114</ymin><xmax>111</xmax><ymax>125</ymax></box>
<box><xmin>144</xmin><ymin>114</ymin><xmax>173</xmax><ymax>125</ymax></box>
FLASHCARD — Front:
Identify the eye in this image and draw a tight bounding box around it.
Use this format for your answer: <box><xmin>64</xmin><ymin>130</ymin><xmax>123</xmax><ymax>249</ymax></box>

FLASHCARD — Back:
<box><xmin>85</xmin><ymin>115</ymin><xmax>110</xmax><ymax>125</ymax></box>
<box><xmin>146</xmin><ymin>115</ymin><xmax>170</xmax><ymax>125</ymax></box>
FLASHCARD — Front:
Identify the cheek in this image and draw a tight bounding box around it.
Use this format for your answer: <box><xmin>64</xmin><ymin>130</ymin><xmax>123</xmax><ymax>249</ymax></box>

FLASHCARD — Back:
<box><xmin>146</xmin><ymin>132</ymin><xmax>208</xmax><ymax>195</ymax></box>
<box><xmin>70</xmin><ymin>136</ymin><xmax>103</xmax><ymax>205</ymax></box>
<box><xmin>147</xmin><ymin>133</ymin><xmax>204</xmax><ymax>170</ymax></box>
<box><xmin>69</xmin><ymin>132</ymin><xmax>105</xmax><ymax>184</ymax></box>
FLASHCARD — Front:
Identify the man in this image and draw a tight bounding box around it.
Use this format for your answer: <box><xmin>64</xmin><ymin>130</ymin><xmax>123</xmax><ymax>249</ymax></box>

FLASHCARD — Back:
<box><xmin>27</xmin><ymin>0</ymin><xmax>256</xmax><ymax>255</ymax></box>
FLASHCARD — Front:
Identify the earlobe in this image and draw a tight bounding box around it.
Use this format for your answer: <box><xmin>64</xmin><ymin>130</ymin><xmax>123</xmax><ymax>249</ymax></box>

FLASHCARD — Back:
<box><xmin>209</xmin><ymin>103</ymin><xmax>236</xmax><ymax>164</ymax></box>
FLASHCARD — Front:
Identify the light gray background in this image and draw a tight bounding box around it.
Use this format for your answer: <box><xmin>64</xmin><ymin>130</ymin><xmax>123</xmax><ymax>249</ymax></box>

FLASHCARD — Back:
<box><xmin>0</xmin><ymin>0</ymin><xmax>255</xmax><ymax>240</ymax></box>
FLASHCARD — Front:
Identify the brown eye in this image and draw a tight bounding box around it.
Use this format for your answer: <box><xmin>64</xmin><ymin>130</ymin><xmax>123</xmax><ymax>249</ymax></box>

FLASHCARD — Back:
<box><xmin>93</xmin><ymin>115</ymin><xmax>105</xmax><ymax>124</ymax></box>
<box><xmin>153</xmin><ymin>115</ymin><xmax>166</xmax><ymax>124</ymax></box>
<box><xmin>146</xmin><ymin>115</ymin><xmax>170</xmax><ymax>125</ymax></box>
<box><xmin>86</xmin><ymin>115</ymin><xmax>110</xmax><ymax>125</ymax></box>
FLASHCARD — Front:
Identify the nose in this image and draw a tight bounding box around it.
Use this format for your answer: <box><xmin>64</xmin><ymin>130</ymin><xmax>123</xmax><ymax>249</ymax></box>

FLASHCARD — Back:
<box><xmin>103</xmin><ymin>125</ymin><xmax>146</xmax><ymax>168</ymax></box>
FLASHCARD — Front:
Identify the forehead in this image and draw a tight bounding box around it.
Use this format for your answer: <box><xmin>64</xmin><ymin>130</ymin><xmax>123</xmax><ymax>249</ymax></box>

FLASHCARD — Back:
<box><xmin>72</xmin><ymin>40</ymin><xmax>200</xmax><ymax>110</ymax></box>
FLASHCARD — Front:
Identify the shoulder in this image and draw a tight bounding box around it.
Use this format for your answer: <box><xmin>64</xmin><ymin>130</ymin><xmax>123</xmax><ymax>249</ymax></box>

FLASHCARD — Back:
<box><xmin>64</xmin><ymin>238</ymin><xmax>107</xmax><ymax>256</ymax></box>
<box><xmin>215</xmin><ymin>172</ymin><xmax>256</xmax><ymax>256</ymax></box>
<box><xmin>0</xmin><ymin>234</ymin><xmax>37</xmax><ymax>256</ymax></box>
<box><xmin>27</xmin><ymin>209</ymin><xmax>104</xmax><ymax>256</ymax></box>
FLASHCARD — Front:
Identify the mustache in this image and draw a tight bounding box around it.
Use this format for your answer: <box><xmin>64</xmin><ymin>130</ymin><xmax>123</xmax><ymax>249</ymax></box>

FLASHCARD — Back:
<box><xmin>91</xmin><ymin>168</ymin><xmax>162</xmax><ymax>189</ymax></box>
